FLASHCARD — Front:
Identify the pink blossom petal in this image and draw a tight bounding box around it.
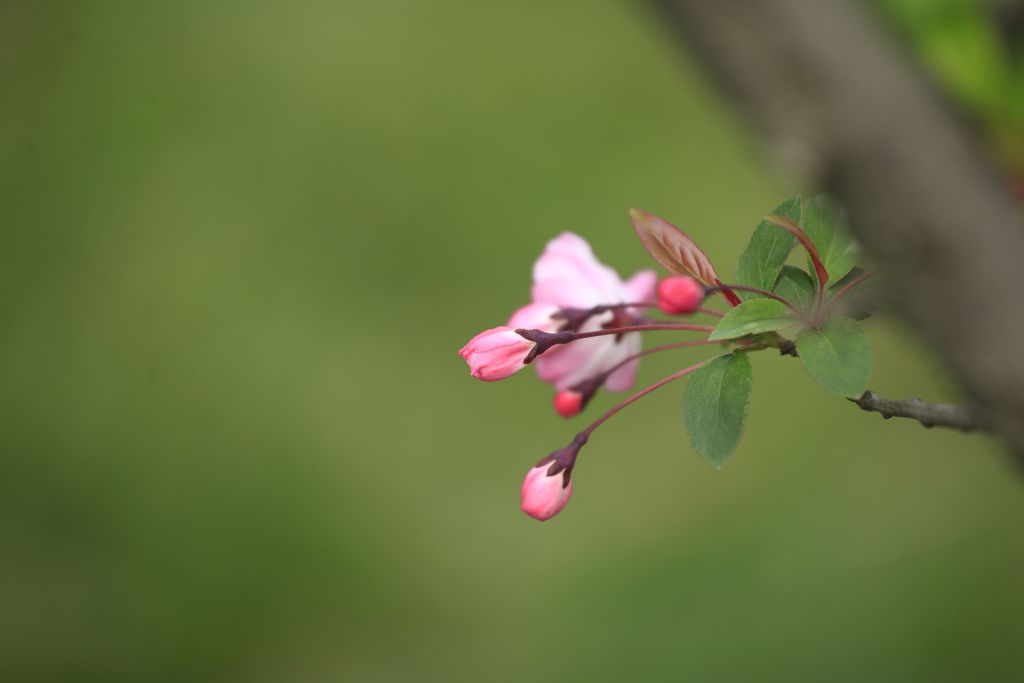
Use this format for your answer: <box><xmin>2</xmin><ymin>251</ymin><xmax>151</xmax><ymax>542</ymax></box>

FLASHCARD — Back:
<box><xmin>623</xmin><ymin>269</ymin><xmax>658</xmax><ymax>305</ymax></box>
<box><xmin>474</xmin><ymin>233</ymin><xmax>651</xmax><ymax>394</ymax></box>
<box><xmin>603</xmin><ymin>333</ymin><xmax>643</xmax><ymax>391</ymax></box>
<box><xmin>530</xmin><ymin>277</ymin><xmax>604</xmax><ymax>311</ymax></box>
<box><xmin>508</xmin><ymin>302</ymin><xmax>560</xmax><ymax>331</ymax></box>
<box><xmin>534</xmin><ymin>339</ymin><xmax>595</xmax><ymax>388</ymax></box>
<box><xmin>534</xmin><ymin>314</ymin><xmax>614</xmax><ymax>389</ymax></box>
<box><xmin>532</xmin><ymin>232</ymin><xmax>625</xmax><ymax>308</ymax></box>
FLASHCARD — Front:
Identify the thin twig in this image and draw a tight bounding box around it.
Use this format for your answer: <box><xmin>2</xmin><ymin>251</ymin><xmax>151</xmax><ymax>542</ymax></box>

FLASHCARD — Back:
<box><xmin>696</xmin><ymin>306</ymin><xmax>725</xmax><ymax>318</ymax></box>
<box><xmin>850</xmin><ymin>390</ymin><xmax>987</xmax><ymax>432</ymax></box>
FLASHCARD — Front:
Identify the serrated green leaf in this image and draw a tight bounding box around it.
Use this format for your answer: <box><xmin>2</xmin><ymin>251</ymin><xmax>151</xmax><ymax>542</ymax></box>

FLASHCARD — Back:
<box><xmin>797</xmin><ymin>318</ymin><xmax>872</xmax><ymax>397</ymax></box>
<box><xmin>802</xmin><ymin>195</ymin><xmax>861</xmax><ymax>284</ymax></box>
<box><xmin>735</xmin><ymin>196</ymin><xmax>800</xmax><ymax>298</ymax></box>
<box><xmin>773</xmin><ymin>265</ymin><xmax>815</xmax><ymax>313</ymax></box>
<box><xmin>683</xmin><ymin>351</ymin><xmax>752</xmax><ymax>468</ymax></box>
<box><xmin>709</xmin><ymin>299</ymin><xmax>796</xmax><ymax>341</ymax></box>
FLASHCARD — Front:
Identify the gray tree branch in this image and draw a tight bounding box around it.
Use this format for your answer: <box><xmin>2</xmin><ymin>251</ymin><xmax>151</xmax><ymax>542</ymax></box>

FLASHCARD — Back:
<box><xmin>852</xmin><ymin>391</ymin><xmax>987</xmax><ymax>432</ymax></box>
<box><xmin>647</xmin><ymin>0</ymin><xmax>1024</xmax><ymax>461</ymax></box>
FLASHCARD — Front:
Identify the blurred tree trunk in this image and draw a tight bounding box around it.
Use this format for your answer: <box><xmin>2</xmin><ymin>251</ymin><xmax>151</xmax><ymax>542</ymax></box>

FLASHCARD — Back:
<box><xmin>647</xmin><ymin>0</ymin><xmax>1024</xmax><ymax>463</ymax></box>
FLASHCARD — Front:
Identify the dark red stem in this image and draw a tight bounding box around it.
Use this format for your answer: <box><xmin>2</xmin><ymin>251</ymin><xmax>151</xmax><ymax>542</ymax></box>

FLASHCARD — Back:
<box><xmin>580</xmin><ymin>360</ymin><xmax>709</xmax><ymax>438</ymax></box>
<box><xmin>766</xmin><ymin>214</ymin><xmax>830</xmax><ymax>322</ymax></box>
<box><xmin>568</xmin><ymin>323</ymin><xmax>714</xmax><ymax>338</ymax></box>
<box><xmin>554</xmin><ymin>302</ymin><xmax>657</xmax><ymax>317</ymax></box>
<box><xmin>765</xmin><ymin>214</ymin><xmax>829</xmax><ymax>287</ymax></box>
<box><xmin>589</xmin><ymin>339</ymin><xmax>726</xmax><ymax>385</ymax></box>
<box><xmin>516</xmin><ymin>324</ymin><xmax>715</xmax><ymax>363</ymax></box>
<box><xmin>827</xmin><ymin>270</ymin><xmax>879</xmax><ymax>309</ymax></box>
<box><xmin>714</xmin><ymin>279</ymin><xmax>743</xmax><ymax>306</ymax></box>
<box><xmin>709</xmin><ymin>283</ymin><xmax>807</xmax><ymax>321</ymax></box>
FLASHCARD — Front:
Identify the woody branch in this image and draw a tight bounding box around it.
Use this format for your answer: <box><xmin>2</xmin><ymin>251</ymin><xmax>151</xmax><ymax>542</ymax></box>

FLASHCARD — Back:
<box><xmin>646</xmin><ymin>0</ymin><xmax>1024</xmax><ymax>462</ymax></box>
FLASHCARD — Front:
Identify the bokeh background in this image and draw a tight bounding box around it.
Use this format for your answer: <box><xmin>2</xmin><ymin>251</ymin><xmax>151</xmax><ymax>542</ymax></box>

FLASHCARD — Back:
<box><xmin>3</xmin><ymin>1</ymin><xmax>1023</xmax><ymax>681</ymax></box>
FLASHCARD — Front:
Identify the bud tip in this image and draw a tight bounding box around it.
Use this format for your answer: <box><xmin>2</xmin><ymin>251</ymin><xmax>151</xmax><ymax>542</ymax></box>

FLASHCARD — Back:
<box><xmin>553</xmin><ymin>390</ymin><xmax>584</xmax><ymax>418</ymax></box>
<box><xmin>656</xmin><ymin>275</ymin><xmax>704</xmax><ymax>315</ymax></box>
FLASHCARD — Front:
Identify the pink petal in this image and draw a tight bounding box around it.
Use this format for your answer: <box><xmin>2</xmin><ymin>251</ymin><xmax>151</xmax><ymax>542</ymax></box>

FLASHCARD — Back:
<box><xmin>508</xmin><ymin>302</ymin><xmax>560</xmax><ymax>331</ymax></box>
<box><xmin>535</xmin><ymin>340</ymin><xmax>594</xmax><ymax>388</ymax></box>
<box><xmin>515</xmin><ymin>234</ymin><xmax>651</xmax><ymax>394</ymax></box>
<box><xmin>534</xmin><ymin>314</ymin><xmax>615</xmax><ymax>389</ymax></box>
<box><xmin>623</xmin><ymin>269</ymin><xmax>658</xmax><ymax>305</ymax></box>
<box><xmin>603</xmin><ymin>333</ymin><xmax>643</xmax><ymax>391</ymax></box>
<box><xmin>531</xmin><ymin>232</ymin><xmax>625</xmax><ymax>308</ymax></box>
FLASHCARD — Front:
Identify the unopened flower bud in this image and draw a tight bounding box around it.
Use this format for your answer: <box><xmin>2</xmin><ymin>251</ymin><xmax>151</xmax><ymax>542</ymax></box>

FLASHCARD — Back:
<box><xmin>521</xmin><ymin>435</ymin><xmax>586</xmax><ymax>521</ymax></box>
<box><xmin>657</xmin><ymin>275</ymin><xmax>704</xmax><ymax>315</ymax></box>
<box><xmin>521</xmin><ymin>463</ymin><xmax>573</xmax><ymax>521</ymax></box>
<box><xmin>459</xmin><ymin>326</ymin><xmax>534</xmax><ymax>381</ymax></box>
<box><xmin>553</xmin><ymin>390</ymin><xmax>583</xmax><ymax>418</ymax></box>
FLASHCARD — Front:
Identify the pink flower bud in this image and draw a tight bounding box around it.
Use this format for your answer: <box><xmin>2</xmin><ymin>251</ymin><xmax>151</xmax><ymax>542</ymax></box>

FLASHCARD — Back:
<box><xmin>553</xmin><ymin>390</ymin><xmax>583</xmax><ymax>418</ymax></box>
<box><xmin>459</xmin><ymin>326</ymin><xmax>534</xmax><ymax>381</ymax></box>
<box><xmin>657</xmin><ymin>275</ymin><xmax>704</xmax><ymax>315</ymax></box>
<box><xmin>521</xmin><ymin>463</ymin><xmax>573</xmax><ymax>521</ymax></box>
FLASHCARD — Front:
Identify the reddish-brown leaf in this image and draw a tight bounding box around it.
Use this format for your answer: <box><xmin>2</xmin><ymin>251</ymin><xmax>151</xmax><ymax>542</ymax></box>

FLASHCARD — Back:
<box><xmin>629</xmin><ymin>208</ymin><xmax>720</xmax><ymax>286</ymax></box>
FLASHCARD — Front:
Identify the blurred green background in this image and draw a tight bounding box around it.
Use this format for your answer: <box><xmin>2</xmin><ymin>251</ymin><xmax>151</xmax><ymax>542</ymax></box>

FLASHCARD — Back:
<box><xmin>3</xmin><ymin>1</ymin><xmax>1022</xmax><ymax>681</ymax></box>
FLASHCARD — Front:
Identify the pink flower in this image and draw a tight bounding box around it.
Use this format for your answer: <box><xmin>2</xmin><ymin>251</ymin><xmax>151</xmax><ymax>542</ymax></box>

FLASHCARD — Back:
<box><xmin>521</xmin><ymin>463</ymin><xmax>573</xmax><ymax>521</ymax></box>
<box><xmin>459</xmin><ymin>232</ymin><xmax>656</xmax><ymax>392</ymax></box>
<box><xmin>459</xmin><ymin>326</ymin><xmax>534</xmax><ymax>381</ymax></box>
<box><xmin>656</xmin><ymin>275</ymin><xmax>704</xmax><ymax>315</ymax></box>
<box><xmin>524</xmin><ymin>233</ymin><xmax>656</xmax><ymax>392</ymax></box>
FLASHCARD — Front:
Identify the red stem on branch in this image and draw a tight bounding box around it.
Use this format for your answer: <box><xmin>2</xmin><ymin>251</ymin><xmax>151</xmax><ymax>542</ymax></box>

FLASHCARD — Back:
<box><xmin>709</xmin><ymin>283</ymin><xmax>809</xmax><ymax>323</ymax></box>
<box><xmin>696</xmin><ymin>306</ymin><xmax>725</xmax><ymax>318</ymax></box>
<box><xmin>580</xmin><ymin>360</ymin><xmax>709</xmax><ymax>437</ymax></box>
<box><xmin>591</xmin><ymin>339</ymin><xmax>726</xmax><ymax>385</ymax></box>
<box><xmin>557</xmin><ymin>323</ymin><xmax>715</xmax><ymax>338</ymax></box>
<box><xmin>715</xmin><ymin>279</ymin><xmax>743</xmax><ymax>306</ymax></box>
<box><xmin>765</xmin><ymin>214</ymin><xmax>829</xmax><ymax>287</ymax></box>
<box><xmin>828</xmin><ymin>270</ymin><xmax>878</xmax><ymax>309</ymax></box>
<box><xmin>765</xmin><ymin>214</ymin><xmax>830</xmax><ymax>323</ymax></box>
<box><xmin>517</xmin><ymin>323</ymin><xmax>715</xmax><ymax>363</ymax></box>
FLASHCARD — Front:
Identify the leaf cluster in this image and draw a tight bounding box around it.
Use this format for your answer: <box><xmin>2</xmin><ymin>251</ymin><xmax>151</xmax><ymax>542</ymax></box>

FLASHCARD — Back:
<box><xmin>671</xmin><ymin>196</ymin><xmax>874</xmax><ymax>467</ymax></box>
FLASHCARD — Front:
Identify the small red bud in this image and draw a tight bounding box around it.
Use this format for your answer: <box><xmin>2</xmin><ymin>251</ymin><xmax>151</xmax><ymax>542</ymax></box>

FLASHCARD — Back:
<box><xmin>657</xmin><ymin>275</ymin><xmax>704</xmax><ymax>315</ymax></box>
<box><xmin>553</xmin><ymin>390</ymin><xmax>583</xmax><ymax>418</ymax></box>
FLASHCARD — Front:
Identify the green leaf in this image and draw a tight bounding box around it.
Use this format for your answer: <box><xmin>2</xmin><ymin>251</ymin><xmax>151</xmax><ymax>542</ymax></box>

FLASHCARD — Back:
<box><xmin>797</xmin><ymin>318</ymin><xmax>872</xmax><ymax>397</ymax></box>
<box><xmin>683</xmin><ymin>351</ymin><xmax>752</xmax><ymax>468</ymax></box>
<box><xmin>773</xmin><ymin>265</ymin><xmax>815</xmax><ymax>312</ymax></box>
<box><xmin>709</xmin><ymin>299</ymin><xmax>796</xmax><ymax>341</ymax></box>
<box><xmin>827</xmin><ymin>267</ymin><xmax>876</xmax><ymax>319</ymax></box>
<box><xmin>828</xmin><ymin>266</ymin><xmax>866</xmax><ymax>292</ymax></box>
<box><xmin>802</xmin><ymin>195</ymin><xmax>861</xmax><ymax>284</ymax></box>
<box><xmin>735</xmin><ymin>196</ymin><xmax>800</xmax><ymax>298</ymax></box>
